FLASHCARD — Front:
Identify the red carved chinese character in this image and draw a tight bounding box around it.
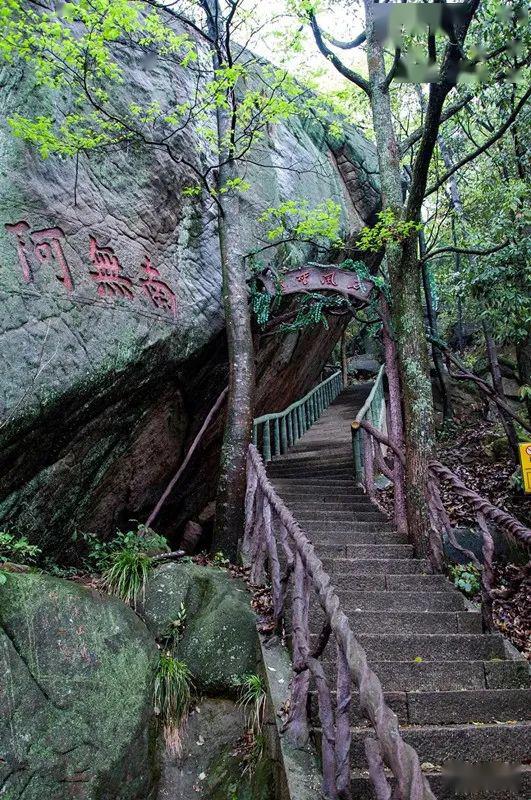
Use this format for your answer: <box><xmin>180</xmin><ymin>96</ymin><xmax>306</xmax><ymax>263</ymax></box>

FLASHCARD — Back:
<box><xmin>88</xmin><ymin>236</ymin><xmax>134</xmax><ymax>300</ymax></box>
<box><xmin>320</xmin><ymin>271</ymin><xmax>338</xmax><ymax>287</ymax></box>
<box><xmin>5</xmin><ymin>221</ymin><xmax>33</xmax><ymax>283</ymax></box>
<box><xmin>347</xmin><ymin>277</ymin><xmax>361</xmax><ymax>291</ymax></box>
<box><xmin>5</xmin><ymin>221</ymin><xmax>74</xmax><ymax>292</ymax></box>
<box><xmin>139</xmin><ymin>256</ymin><xmax>176</xmax><ymax>317</ymax></box>
<box><xmin>31</xmin><ymin>227</ymin><xmax>74</xmax><ymax>293</ymax></box>
<box><xmin>296</xmin><ymin>270</ymin><xmax>311</xmax><ymax>286</ymax></box>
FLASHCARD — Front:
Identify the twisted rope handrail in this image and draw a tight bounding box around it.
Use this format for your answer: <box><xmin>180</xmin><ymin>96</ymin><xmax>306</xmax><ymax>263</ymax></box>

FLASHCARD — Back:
<box><xmin>355</xmin><ymin>400</ymin><xmax>530</xmax><ymax>628</ymax></box>
<box><xmin>245</xmin><ymin>444</ymin><xmax>436</xmax><ymax>800</ymax></box>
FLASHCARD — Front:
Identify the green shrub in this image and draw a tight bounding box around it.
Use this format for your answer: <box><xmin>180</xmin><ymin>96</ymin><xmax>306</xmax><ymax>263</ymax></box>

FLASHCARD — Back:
<box><xmin>0</xmin><ymin>531</ymin><xmax>42</xmax><ymax>583</ymax></box>
<box><xmin>449</xmin><ymin>562</ymin><xmax>481</xmax><ymax>597</ymax></box>
<box><xmin>154</xmin><ymin>654</ymin><xmax>194</xmax><ymax>754</ymax></box>
<box><xmin>75</xmin><ymin>525</ymin><xmax>167</xmax><ymax>573</ymax></box>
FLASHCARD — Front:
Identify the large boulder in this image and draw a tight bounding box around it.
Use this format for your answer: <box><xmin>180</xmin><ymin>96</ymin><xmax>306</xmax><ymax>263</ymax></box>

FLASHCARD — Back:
<box><xmin>0</xmin><ymin>572</ymin><xmax>159</xmax><ymax>799</ymax></box>
<box><xmin>143</xmin><ymin>562</ymin><xmax>258</xmax><ymax>693</ymax></box>
<box><xmin>0</xmin><ymin>15</ymin><xmax>379</xmax><ymax>555</ymax></box>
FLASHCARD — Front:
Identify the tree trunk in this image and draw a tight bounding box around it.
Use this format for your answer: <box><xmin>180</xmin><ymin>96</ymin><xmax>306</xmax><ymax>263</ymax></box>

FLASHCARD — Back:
<box><xmin>516</xmin><ymin>331</ymin><xmax>531</xmax><ymax>422</ymax></box>
<box><xmin>483</xmin><ymin>322</ymin><xmax>519</xmax><ymax>463</ymax></box>
<box><xmin>419</xmin><ymin>231</ymin><xmax>453</xmax><ymax>421</ymax></box>
<box><xmin>205</xmin><ymin>0</ymin><xmax>256</xmax><ymax>560</ymax></box>
<box><xmin>341</xmin><ymin>330</ymin><xmax>348</xmax><ymax>387</ymax></box>
<box><xmin>363</xmin><ymin>0</ymin><xmax>434</xmax><ymax>557</ymax></box>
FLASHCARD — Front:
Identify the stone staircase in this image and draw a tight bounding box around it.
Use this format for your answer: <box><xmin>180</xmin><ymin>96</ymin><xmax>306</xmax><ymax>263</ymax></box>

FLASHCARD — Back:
<box><xmin>266</xmin><ymin>385</ymin><xmax>530</xmax><ymax>799</ymax></box>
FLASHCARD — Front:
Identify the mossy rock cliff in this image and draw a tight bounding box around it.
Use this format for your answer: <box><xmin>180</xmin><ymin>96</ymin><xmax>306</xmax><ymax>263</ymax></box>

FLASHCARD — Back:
<box><xmin>0</xmin><ymin>572</ymin><xmax>159</xmax><ymax>800</ymax></box>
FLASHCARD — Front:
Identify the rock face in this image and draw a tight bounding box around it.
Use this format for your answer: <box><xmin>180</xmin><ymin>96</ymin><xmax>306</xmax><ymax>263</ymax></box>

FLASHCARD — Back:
<box><xmin>156</xmin><ymin>698</ymin><xmax>273</xmax><ymax>800</ymax></box>
<box><xmin>0</xmin><ymin>572</ymin><xmax>159</xmax><ymax>799</ymax></box>
<box><xmin>143</xmin><ymin>562</ymin><xmax>258</xmax><ymax>693</ymax></box>
<box><xmin>0</xmin><ymin>22</ymin><xmax>379</xmax><ymax>554</ymax></box>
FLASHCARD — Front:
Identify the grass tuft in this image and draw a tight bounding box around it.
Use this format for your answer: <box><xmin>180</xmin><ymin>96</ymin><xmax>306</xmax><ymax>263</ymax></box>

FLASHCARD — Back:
<box><xmin>154</xmin><ymin>654</ymin><xmax>194</xmax><ymax>754</ymax></box>
<box><xmin>234</xmin><ymin>673</ymin><xmax>266</xmax><ymax>737</ymax></box>
<box><xmin>102</xmin><ymin>548</ymin><xmax>152</xmax><ymax>608</ymax></box>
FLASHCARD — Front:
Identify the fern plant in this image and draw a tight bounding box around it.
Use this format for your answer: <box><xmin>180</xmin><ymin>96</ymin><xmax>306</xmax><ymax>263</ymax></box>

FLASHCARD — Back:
<box><xmin>154</xmin><ymin>654</ymin><xmax>194</xmax><ymax>754</ymax></box>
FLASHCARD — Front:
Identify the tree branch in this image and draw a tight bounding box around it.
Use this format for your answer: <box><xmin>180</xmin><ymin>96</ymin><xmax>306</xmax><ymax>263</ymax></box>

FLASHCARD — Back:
<box><xmin>308</xmin><ymin>12</ymin><xmax>371</xmax><ymax>96</ymax></box>
<box><xmin>422</xmin><ymin>239</ymin><xmax>510</xmax><ymax>262</ymax></box>
<box><xmin>425</xmin><ymin>87</ymin><xmax>531</xmax><ymax>197</ymax></box>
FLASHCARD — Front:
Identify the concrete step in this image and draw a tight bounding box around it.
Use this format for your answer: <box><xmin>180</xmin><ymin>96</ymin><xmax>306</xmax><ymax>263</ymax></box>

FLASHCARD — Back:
<box><xmin>322</xmin><ymin>558</ymin><xmax>431</xmax><ymax>575</ymax></box>
<box><xmin>334</xmin><ymin>589</ymin><xmax>466</xmax><ymax>612</ymax></box>
<box><xmin>294</xmin><ymin>509</ymin><xmax>387</xmax><ymax>522</ymax></box>
<box><xmin>309</xmin><ymin>531</ymin><xmax>408</xmax><ymax>545</ymax></box>
<box><xmin>285</xmin><ymin>499</ymin><xmax>378</xmax><ymax>511</ymax></box>
<box><xmin>307</xmin><ymin>609</ymin><xmax>481</xmax><ymax>635</ymax></box>
<box><xmin>272</xmin><ymin>479</ymin><xmax>361</xmax><ymax>491</ymax></box>
<box><xmin>345</xmin><ymin>721</ymin><xmax>531</xmax><ymax>769</ymax></box>
<box><xmin>318</xmin><ymin>543</ymin><xmax>414</xmax><ymax>559</ymax></box>
<box><xmin>304</xmin><ymin>520</ymin><xmax>396</xmax><ymax>534</ymax></box>
<box><xmin>330</xmin><ymin>573</ymin><xmax>456</xmax><ymax>592</ymax></box>
<box><xmin>367</xmin><ymin>659</ymin><xmax>530</xmax><ymax>692</ymax></box>
<box><xmin>354</xmin><ymin>633</ymin><xmax>506</xmax><ymax>662</ymax></box>
<box><xmin>310</xmin><ymin>688</ymin><xmax>531</xmax><ymax>726</ymax></box>
<box><xmin>350</xmin><ymin>764</ymin><xmax>531</xmax><ymax>799</ymax></box>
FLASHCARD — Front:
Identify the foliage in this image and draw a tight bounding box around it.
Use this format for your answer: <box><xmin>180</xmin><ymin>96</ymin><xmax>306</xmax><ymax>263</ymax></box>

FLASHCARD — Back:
<box><xmin>234</xmin><ymin>673</ymin><xmax>267</xmax><ymax>738</ymax></box>
<box><xmin>259</xmin><ymin>199</ymin><xmax>343</xmax><ymax>246</ymax></box>
<box><xmin>75</xmin><ymin>526</ymin><xmax>167</xmax><ymax>573</ymax></box>
<box><xmin>211</xmin><ymin>550</ymin><xmax>230</xmax><ymax>568</ymax></box>
<box><xmin>154</xmin><ymin>653</ymin><xmax>194</xmax><ymax>754</ymax></box>
<box><xmin>101</xmin><ymin>547</ymin><xmax>152</xmax><ymax>609</ymax></box>
<box><xmin>0</xmin><ymin>531</ymin><xmax>42</xmax><ymax>584</ymax></box>
<box><xmin>449</xmin><ymin>562</ymin><xmax>481</xmax><ymax>597</ymax></box>
<box><xmin>0</xmin><ymin>531</ymin><xmax>41</xmax><ymax>565</ymax></box>
<box><xmin>86</xmin><ymin>525</ymin><xmax>168</xmax><ymax>607</ymax></box>
<box><xmin>357</xmin><ymin>210</ymin><xmax>422</xmax><ymax>254</ymax></box>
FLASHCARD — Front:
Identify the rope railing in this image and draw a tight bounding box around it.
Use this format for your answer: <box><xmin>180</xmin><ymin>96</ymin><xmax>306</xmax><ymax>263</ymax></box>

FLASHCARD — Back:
<box><xmin>244</xmin><ymin>444</ymin><xmax>436</xmax><ymax>800</ymax></box>
<box><xmin>253</xmin><ymin>371</ymin><xmax>343</xmax><ymax>462</ymax></box>
<box><xmin>353</xmin><ymin>378</ymin><xmax>531</xmax><ymax>628</ymax></box>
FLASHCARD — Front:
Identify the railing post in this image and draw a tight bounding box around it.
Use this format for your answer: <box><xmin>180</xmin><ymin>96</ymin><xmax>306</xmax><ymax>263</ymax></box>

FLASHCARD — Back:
<box><xmin>273</xmin><ymin>418</ymin><xmax>281</xmax><ymax>457</ymax></box>
<box><xmin>310</xmin><ymin>394</ymin><xmax>317</xmax><ymax>424</ymax></box>
<box><xmin>280</xmin><ymin>415</ymin><xmax>288</xmax><ymax>453</ymax></box>
<box><xmin>287</xmin><ymin>411</ymin><xmax>293</xmax><ymax>446</ymax></box>
<box><xmin>263</xmin><ymin>420</ymin><xmax>271</xmax><ymax>463</ymax></box>
<box><xmin>252</xmin><ymin>422</ymin><xmax>258</xmax><ymax>448</ymax></box>
<box><xmin>293</xmin><ymin>408</ymin><xmax>300</xmax><ymax>442</ymax></box>
<box><xmin>352</xmin><ymin>425</ymin><xmax>363</xmax><ymax>484</ymax></box>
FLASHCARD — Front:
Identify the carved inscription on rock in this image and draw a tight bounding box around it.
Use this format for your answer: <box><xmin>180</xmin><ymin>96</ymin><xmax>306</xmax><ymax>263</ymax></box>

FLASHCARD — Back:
<box><xmin>4</xmin><ymin>221</ymin><xmax>178</xmax><ymax>320</ymax></box>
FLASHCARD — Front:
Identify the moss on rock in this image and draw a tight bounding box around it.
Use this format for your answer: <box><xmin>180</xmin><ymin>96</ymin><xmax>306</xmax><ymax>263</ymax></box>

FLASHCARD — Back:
<box><xmin>0</xmin><ymin>572</ymin><xmax>159</xmax><ymax>800</ymax></box>
<box><xmin>142</xmin><ymin>562</ymin><xmax>258</xmax><ymax>693</ymax></box>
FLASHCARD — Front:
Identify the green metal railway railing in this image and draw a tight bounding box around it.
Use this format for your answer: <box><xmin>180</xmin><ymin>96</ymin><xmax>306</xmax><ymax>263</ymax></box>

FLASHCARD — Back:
<box><xmin>351</xmin><ymin>364</ymin><xmax>386</xmax><ymax>484</ymax></box>
<box><xmin>253</xmin><ymin>371</ymin><xmax>343</xmax><ymax>463</ymax></box>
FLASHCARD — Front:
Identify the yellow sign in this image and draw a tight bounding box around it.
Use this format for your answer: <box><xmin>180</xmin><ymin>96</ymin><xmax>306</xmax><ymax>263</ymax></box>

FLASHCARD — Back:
<box><xmin>519</xmin><ymin>443</ymin><xmax>531</xmax><ymax>494</ymax></box>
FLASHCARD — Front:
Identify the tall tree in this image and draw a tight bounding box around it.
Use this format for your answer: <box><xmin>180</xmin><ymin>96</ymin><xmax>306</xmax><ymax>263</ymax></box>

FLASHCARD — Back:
<box><xmin>289</xmin><ymin>0</ymin><xmax>529</xmax><ymax>551</ymax></box>
<box><xmin>1</xmin><ymin>0</ymin><xmax>314</xmax><ymax>558</ymax></box>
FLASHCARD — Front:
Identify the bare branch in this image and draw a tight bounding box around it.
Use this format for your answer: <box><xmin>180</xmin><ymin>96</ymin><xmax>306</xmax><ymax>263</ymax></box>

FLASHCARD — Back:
<box><xmin>422</xmin><ymin>239</ymin><xmax>510</xmax><ymax>262</ymax></box>
<box><xmin>425</xmin><ymin>87</ymin><xmax>531</xmax><ymax>197</ymax></box>
<box><xmin>308</xmin><ymin>12</ymin><xmax>371</xmax><ymax>96</ymax></box>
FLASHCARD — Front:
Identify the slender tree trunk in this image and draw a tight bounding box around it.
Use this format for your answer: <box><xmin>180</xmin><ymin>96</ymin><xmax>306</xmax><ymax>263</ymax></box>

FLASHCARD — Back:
<box><xmin>363</xmin><ymin>0</ymin><xmax>434</xmax><ymax>557</ymax></box>
<box><xmin>341</xmin><ymin>330</ymin><xmax>348</xmax><ymax>387</ymax></box>
<box><xmin>439</xmin><ymin>130</ymin><xmax>520</xmax><ymax>458</ymax></box>
<box><xmin>205</xmin><ymin>0</ymin><xmax>255</xmax><ymax>560</ymax></box>
<box><xmin>419</xmin><ymin>232</ymin><xmax>453</xmax><ymax>421</ymax></box>
<box><xmin>483</xmin><ymin>322</ymin><xmax>519</xmax><ymax>463</ymax></box>
<box><xmin>516</xmin><ymin>331</ymin><xmax>531</xmax><ymax>422</ymax></box>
